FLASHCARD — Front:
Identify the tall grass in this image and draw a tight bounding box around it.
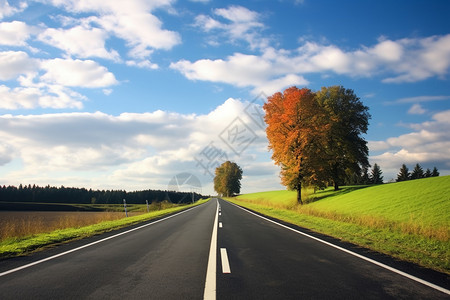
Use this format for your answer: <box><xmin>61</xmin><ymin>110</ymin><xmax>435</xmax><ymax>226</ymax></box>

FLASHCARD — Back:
<box><xmin>0</xmin><ymin>201</ymin><xmax>179</xmax><ymax>242</ymax></box>
<box><xmin>0</xmin><ymin>212</ymin><xmax>138</xmax><ymax>241</ymax></box>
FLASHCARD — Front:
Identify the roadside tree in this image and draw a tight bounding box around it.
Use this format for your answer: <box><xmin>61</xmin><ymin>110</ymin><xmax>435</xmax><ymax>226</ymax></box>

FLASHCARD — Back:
<box><xmin>314</xmin><ymin>86</ymin><xmax>371</xmax><ymax>190</ymax></box>
<box><xmin>214</xmin><ymin>161</ymin><xmax>243</xmax><ymax>197</ymax></box>
<box><xmin>263</xmin><ymin>86</ymin><xmax>370</xmax><ymax>203</ymax></box>
<box><xmin>263</xmin><ymin>87</ymin><xmax>326</xmax><ymax>204</ymax></box>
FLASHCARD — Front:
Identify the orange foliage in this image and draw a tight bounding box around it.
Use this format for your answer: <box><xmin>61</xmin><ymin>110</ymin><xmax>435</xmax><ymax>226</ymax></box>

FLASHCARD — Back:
<box><xmin>263</xmin><ymin>87</ymin><xmax>327</xmax><ymax>203</ymax></box>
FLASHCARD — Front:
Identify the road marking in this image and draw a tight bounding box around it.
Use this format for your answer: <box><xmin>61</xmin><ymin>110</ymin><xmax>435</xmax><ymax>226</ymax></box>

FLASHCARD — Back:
<box><xmin>220</xmin><ymin>248</ymin><xmax>231</xmax><ymax>273</ymax></box>
<box><xmin>203</xmin><ymin>199</ymin><xmax>219</xmax><ymax>300</ymax></box>
<box><xmin>227</xmin><ymin>201</ymin><xmax>450</xmax><ymax>296</ymax></box>
<box><xmin>0</xmin><ymin>203</ymin><xmax>206</xmax><ymax>278</ymax></box>
<box><xmin>219</xmin><ymin>212</ymin><xmax>221</xmax><ymax>216</ymax></box>
<box><xmin>219</xmin><ymin>222</ymin><xmax>223</xmax><ymax>228</ymax></box>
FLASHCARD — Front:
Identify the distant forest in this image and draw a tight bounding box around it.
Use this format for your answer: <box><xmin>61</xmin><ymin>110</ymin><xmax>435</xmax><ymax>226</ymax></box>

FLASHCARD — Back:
<box><xmin>0</xmin><ymin>184</ymin><xmax>205</xmax><ymax>205</ymax></box>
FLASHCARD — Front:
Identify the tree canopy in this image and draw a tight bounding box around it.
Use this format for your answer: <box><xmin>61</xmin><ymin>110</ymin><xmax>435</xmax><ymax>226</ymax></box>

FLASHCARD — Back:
<box><xmin>263</xmin><ymin>86</ymin><xmax>370</xmax><ymax>204</ymax></box>
<box><xmin>214</xmin><ymin>161</ymin><xmax>243</xmax><ymax>197</ymax></box>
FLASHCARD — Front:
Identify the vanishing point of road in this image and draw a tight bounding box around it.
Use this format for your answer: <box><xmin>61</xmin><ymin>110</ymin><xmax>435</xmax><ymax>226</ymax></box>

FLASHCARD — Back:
<box><xmin>0</xmin><ymin>198</ymin><xmax>449</xmax><ymax>299</ymax></box>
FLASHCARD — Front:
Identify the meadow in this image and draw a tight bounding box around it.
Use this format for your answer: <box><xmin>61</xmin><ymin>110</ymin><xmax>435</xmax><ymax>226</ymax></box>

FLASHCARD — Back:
<box><xmin>227</xmin><ymin>176</ymin><xmax>450</xmax><ymax>274</ymax></box>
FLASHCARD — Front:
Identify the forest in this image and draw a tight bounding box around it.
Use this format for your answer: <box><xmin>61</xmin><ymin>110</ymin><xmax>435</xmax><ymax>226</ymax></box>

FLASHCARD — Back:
<box><xmin>0</xmin><ymin>184</ymin><xmax>205</xmax><ymax>205</ymax></box>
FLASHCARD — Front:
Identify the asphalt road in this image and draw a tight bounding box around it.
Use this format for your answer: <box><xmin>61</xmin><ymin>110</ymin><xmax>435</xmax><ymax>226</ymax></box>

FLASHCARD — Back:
<box><xmin>0</xmin><ymin>201</ymin><xmax>216</xmax><ymax>299</ymax></box>
<box><xmin>216</xmin><ymin>199</ymin><xmax>449</xmax><ymax>299</ymax></box>
<box><xmin>0</xmin><ymin>198</ymin><xmax>448</xmax><ymax>299</ymax></box>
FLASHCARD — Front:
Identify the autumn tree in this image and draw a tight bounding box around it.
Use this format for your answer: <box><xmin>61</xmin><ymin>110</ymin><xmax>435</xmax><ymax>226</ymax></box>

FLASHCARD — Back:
<box><xmin>214</xmin><ymin>161</ymin><xmax>243</xmax><ymax>197</ymax></box>
<box><xmin>263</xmin><ymin>87</ymin><xmax>325</xmax><ymax>204</ymax></box>
<box><xmin>315</xmin><ymin>86</ymin><xmax>371</xmax><ymax>191</ymax></box>
<box><xmin>396</xmin><ymin>164</ymin><xmax>410</xmax><ymax>182</ymax></box>
<box><xmin>264</xmin><ymin>86</ymin><xmax>370</xmax><ymax>203</ymax></box>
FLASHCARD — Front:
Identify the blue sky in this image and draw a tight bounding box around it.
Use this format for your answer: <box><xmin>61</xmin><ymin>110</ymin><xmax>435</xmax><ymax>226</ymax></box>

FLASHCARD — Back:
<box><xmin>0</xmin><ymin>0</ymin><xmax>449</xmax><ymax>195</ymax></box>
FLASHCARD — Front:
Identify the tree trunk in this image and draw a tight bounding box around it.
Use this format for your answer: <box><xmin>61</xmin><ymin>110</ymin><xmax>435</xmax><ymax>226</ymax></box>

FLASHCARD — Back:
<box><xmin>296</xmin><ymin>182</ymin><xmax>303</xmax><ymax>205</ymax></box>
<box><xmin>334</xmin><ymin>181</ymin><xmax>339</xmax><ymax>191</ymax></box>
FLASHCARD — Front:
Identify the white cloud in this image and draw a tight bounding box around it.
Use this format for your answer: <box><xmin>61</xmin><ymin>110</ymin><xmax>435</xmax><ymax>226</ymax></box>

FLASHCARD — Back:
<box><xmin>126</xmin><ymin>59</ymin><xmax>159</xmax><ymax>69</ymax></box>
<box><xmin>0</xmin><ymin>141</ymin><xmax>14</xmax><ymax>165</ymax></box>
<box><xmin>194</xmin><ymin>5</ymin><xmax>267</xmax><ymax>49</ymax></box>
<box><xmin>172</xmin><ymin>34</ymin><xmax>450</xmax><ymax>92</ymax></box>
<box><xmin>0</xmin><ymin>21</ymin><xmax>35</xmax><ymax>46</ymax></box>
<box><xmin>390</xmin><ymin>95</ymin><xmax>450</xmax><ymax>104</ymax></box>
<box><xmin>170</xmin><ymin>52</ymin><xmax>309</xmax><ymax>95</ymax></box>
<box><xmin>40</xmin><ymin>58</ymin><xmax>118</xmax><ymax>88</ymax></box>
<box><xmin>382</xmin><ymin>34</ymin><xmax>450</xmax><ymax>83</ymax></box>
<box><xmin>408</xmin><ymin>104</ymin><xmax>426</xmax><ymax>115</ymax></box>
<box><xmin>370</xmin><ymin>110</ymin><xmax>450</xmax><ymax>179</ymax></box>
<box><xmin>0</xmin><ymin>51</ymin><xmax>39</xmax><ymax>80</ymax></box>
<box><xmin>0</xmin><ymin>0</ymin><xmax>27</xmax><ymax>19</ymax></box>
<box><xmin>0</xmin><ymin>83</ymin><xmax>86</xmax><ymax>110</ymax></box>
<box><xmin>0</xmin><ymin>98</ymin><xmax>276</xmax><ymax>193</ymax></box>
<box><xmin>38</xmin><ymin>25</ymin><xmax>120</xmax><ymax>60</ymax></box>
<box><xmin>44</xmin><ymin>0</ymin><xmax>181</xmax><ymax>59</ymax></box>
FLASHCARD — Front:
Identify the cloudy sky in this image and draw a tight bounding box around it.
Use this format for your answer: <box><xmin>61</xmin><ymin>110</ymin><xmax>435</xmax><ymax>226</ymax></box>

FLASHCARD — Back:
<box><xmin>0</xmin><ymin>0</ymin><xmax>449</xmax><ymax>195</ymax></box>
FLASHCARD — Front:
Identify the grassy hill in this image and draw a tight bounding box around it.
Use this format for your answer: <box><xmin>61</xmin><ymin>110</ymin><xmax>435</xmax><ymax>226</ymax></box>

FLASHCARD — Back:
<box><xmin>228</xmin><ymin>176</ymin><xmax>450</xmax><ymax>273</ymax></box>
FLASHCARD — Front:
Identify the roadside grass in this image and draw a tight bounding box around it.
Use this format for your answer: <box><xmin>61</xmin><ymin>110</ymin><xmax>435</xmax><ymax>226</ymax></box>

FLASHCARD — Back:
<box><xmin>0</xmin><ymin>199</ymin><xmax>209</xmax><ymax>258</ymax></box>
<box><xmin>227</xmin><ymin>176</ymin><xmax>450</xmax><ymax>274</ymax></box>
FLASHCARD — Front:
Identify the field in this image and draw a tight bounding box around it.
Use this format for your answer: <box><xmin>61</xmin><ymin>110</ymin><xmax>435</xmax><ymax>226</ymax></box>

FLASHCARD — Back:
<box><xmin>0</xmin><ymin>199</ymin><xmax>208</xmax><ymax>258</ymax></box>
<box><xmin>0</xmin><ymin>211</ymin><xmax>142</xmax><ymax>241</ymax></box>
<box><xmin>228</xmin><ymin>176</ymin><xmax>450</xmax><ymax>274</ymax></box>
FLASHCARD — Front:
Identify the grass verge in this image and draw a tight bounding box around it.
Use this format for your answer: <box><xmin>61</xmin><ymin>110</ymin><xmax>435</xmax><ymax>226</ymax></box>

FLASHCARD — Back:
<box><xmin>0</xmin><ymin>199</ymin><xmax>209</xmax><ymax>259</ymax></box>
<box><xmin>226</xmin><ymin>178</ymin><xmax>449</xmax><ymax>274</ymax></box>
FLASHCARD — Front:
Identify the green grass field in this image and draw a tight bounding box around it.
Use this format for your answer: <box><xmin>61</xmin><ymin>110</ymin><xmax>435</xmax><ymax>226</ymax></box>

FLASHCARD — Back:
<box><xmin>228</xmin><ymin>176</ymin><xmax>450</xmax><ymax>273</ymax></box>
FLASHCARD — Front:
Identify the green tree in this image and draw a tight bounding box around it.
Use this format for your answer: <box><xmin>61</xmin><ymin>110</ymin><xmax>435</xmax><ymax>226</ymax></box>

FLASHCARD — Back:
<box><xmin>361</xmin><ymin>166</ymin><xmax>370</xmax><ymax>184</ymax></box>
<box><xmin>214</xmin><ymin>161</ymin><xmax>243</xmax><ymax>197</ymax></box>
<box><xmin>431</xmin><ymin>167</ymin><xmax>440</xmax><ymax>177</ymax></box>
<box><xmin>424</xmin><ymin>168</ymin><xmax>432</xmax><ymax>178</ymax></box>
<box><xmin>315</xmin><ymin>86</ymin><xmax>371</xmax><ymax>190</ymax></box>
<box><xmin>410</xmin><ymin>163</ymin><xmax>424</xmax><ymax>180</ymax></box>
<box><xmin>370</xmin><ymin>163</ymin><xmax>383</xmax><ymax>184</ymax></box>
<box><xmin>396</xmin><ymin>164</ymin><xmax>410</xmax><ymax>182</ymax></box>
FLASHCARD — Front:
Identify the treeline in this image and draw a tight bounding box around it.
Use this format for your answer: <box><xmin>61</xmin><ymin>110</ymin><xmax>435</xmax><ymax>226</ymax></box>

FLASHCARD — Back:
<box><xmin>344</xmin><ymin>163</ymin><xmax>383</xmax><ymax>185</ymax></box>
<box><xmin>396</xmin><ymin>164</ymin><xmax>439</xmax><ymax>182</ymax></box>
<box><xmin>344</xmin><ymin>163</ymin><xmax>440</xmax><ymax>185</ymax></box>
<box><xmin>0</xmin><ymin>184</ymin><xmax>204</xmax><ymax>204</ymax></box>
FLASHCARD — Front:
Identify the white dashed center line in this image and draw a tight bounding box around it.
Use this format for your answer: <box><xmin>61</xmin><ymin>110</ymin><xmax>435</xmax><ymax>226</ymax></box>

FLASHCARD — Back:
<box><xmin>220</xmin><ymin>248</ymin><xmax>231</xmax><ymax>273</ymax></box>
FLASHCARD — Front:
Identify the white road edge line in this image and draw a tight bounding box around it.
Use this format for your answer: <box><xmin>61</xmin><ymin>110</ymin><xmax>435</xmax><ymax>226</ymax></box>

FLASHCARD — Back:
<box><xmin>220</xmin><ymin>248</ymin><xmax>231</xmax><ymax>273</ymax></box>
<box><xmin>227</xmin><ymin>201</ymin><xmax>450</xmax><ymax>296</ymax></box>
<box><xmin>203</xmin><ymin>199</ymin><xmax>219</xmax><ymax>300</ymax></box>
<box><xmin>0</xmin><ymin>203</ymin><xmax>205</xmax><ymax>278</ymax></box>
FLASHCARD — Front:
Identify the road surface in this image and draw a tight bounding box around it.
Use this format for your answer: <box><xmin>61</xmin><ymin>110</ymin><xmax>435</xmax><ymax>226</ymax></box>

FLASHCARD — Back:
<box><xmin>0</xmin><ymin>198</ymin><xmax>448</xmax><ymax>299</ymax></box>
